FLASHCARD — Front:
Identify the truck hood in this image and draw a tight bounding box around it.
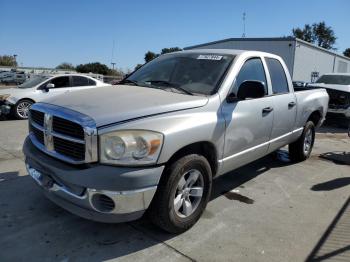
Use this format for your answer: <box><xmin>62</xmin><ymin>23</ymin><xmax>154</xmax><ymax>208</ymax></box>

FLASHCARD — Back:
<box><xmin>43</xmin><ymin>85</ymin><xmax>209</xmax><ymax>127</ymax></box>
<box><xmin>310</xmin><ymin>83</ymin><xmax>350</xmax><ymax>93</ymax></box>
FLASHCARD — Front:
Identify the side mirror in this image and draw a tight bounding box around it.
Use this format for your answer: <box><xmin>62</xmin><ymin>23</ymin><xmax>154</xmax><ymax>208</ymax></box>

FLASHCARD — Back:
<box><xmin>42</xmin><ymin>83</ymin><xmax>54</xmax><ymax>92</ymax></box>
<box><xmin>237</xmin><ymin>80</ymin><xmax>265</xmax><ymax>100</ymax></box>
<box><xmin>46</xmin><ymin>83</ymin><xmax>55</xmax><ymax>89</ymax></box>
<box><xmin>226</xmin><ymin>92</ymin><xmax>239</xmax><ymax>103</ymax></box>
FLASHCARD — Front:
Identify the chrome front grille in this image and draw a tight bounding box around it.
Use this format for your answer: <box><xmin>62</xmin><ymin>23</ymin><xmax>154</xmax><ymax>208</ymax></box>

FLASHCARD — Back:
<box><xmin>52</xmin><ymin>116</ymin><xmax>85</xmax><ymax>139</ymax></box>
<box><xmin>28</xmin><ymin>103</ymin><xmax>97</xmax><ymax>164</ymax></box>
<box><xmin>30</xmin><ymin>110</ymin><xmax>44</xmax><ymax>126</ymax></box>
<box><xmin>53</xmin><ymin>136</ymin><xmax>85</xmax><ymax>160</ymax></box>
<box><xmin>31</xmin><ymin>124</ymin><xmax>44</xmax><ymax>144</ymax></box>
<box><xmin>326</xmin><ymin>88</ymin><xmax>350</xmax><ymax>109</ymax></box>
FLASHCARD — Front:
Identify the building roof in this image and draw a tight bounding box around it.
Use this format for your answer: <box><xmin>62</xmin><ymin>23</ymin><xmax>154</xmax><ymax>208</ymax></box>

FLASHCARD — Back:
<box><xmin>184</xmin><ymin>37</ymin><xmax>296</xmax><ymax>50</ymax></box>
<box><xmin>184</xmin><ymin>37</ymin><xmax>350</xmax><ymax>61</ymax></box>
<box><xmin>173</xmin><ymin>48</ymin><xmax>247</xmax><ymax>55</ymax></box>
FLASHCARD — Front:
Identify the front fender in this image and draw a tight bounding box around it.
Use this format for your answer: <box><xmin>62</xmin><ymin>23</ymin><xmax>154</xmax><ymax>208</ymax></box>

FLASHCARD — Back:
<box><xmin>98</xmin><ymin>97</ymin><xmax>225</xmax><ymax>164</ymax></box>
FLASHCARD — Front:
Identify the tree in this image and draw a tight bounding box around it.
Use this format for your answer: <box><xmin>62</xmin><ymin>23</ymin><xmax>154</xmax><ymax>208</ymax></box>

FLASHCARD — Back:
<box><xmin>312</xmin><ymin>22</ymin><xmax>336</xmax><ymax>49</ymax></box>
<box><xmin>292</xmin><ymin>21</ymin><xmax>336</xmax><ymax>50</ymax></box>
<box><xmin>138</xmin><ymin>47</ymin><xmax>183</xmax><ymax>68</ymax></box>
<box><xmin>0</xmin><ymin>55</ymin><xmax>17</xmax><ymax>67</ymax></box>
<box><xmin>134</xmin><ymin>64</ymin><xmax>143</xmax><ymax>71</ymax></box>
<box><xmin>343</xmin><ymin>48</ymin><xmax>350</xmax><ymax>58</ymax></box>
<box><xmin>292</xmin><ymin>24</ymin><xmax>314</xmax><ymax>43</ymax></box>
<box><xmin>160</xmin><ymin>47</ymin><xmax>182</xmax><ymax>55</ymax></box>
<box><xmin>76</xmin><ymin>62</ymin><xmax>110</xmax><ymax>75</ymax></box>
<box><xmin>144</xmin><ymin>51</ymin><xmax>158</xmax><ymax>63</ymax></box>
<box><xmin>108</xmin><ymin>68</ymin><xmax>124</xmax><ymax>77</ymax></box>
<box><xmin>56</xmin><ymin>62</ymin><xmax>75</xmax><ymax>70</ymax></box>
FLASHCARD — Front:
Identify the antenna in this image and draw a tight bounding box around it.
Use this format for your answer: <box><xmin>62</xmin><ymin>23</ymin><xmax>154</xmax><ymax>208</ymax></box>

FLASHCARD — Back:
<box><xmin>111</xmin><ymin>40</ymin><xmax>115</xmax><ymax>69</ymax></box>
<box><xmin>242</xmin><ymin>12</ymin><xmax>246</xmax><ymax>38</ymax></box>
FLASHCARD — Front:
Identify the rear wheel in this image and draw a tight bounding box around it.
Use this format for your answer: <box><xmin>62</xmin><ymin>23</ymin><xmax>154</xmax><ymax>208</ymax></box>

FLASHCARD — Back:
<box><xmin>13</xmin><ymin>99</ymin><xmax>33</xmax><ymax>120</ymax></box>
<box><xmin>149</xmin><ymin>154</ymin><xmax>212</xmax><ymax>233</ymax></box>
<box><xmin>289</xmin><ymin>121</ymin><xmax>315</xmax><ymax>162</ymax></box>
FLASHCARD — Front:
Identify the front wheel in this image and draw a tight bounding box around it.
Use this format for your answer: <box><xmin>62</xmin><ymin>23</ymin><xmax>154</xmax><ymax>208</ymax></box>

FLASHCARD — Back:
<box><xmin>289</xmin><ymin>121</ymin><xmax>315</xmax><ymax>162</ymax></box>
<box><xmin>148</xmin><ymin>154</ymin><xmax>212</xmax><ymax>233</ymax></box>
<box><xmin>13</xmin><ymin>99</ymin><xmax>33</xmax><ymax>120</ymax></box>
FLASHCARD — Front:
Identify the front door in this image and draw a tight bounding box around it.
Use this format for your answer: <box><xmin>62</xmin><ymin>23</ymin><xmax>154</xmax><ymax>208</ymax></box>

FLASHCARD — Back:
<box><xmin>37</xmin><ymin>76</ymin><xmax>72</xmax><ymax>101</ymax></box>
<box><xmin>221</xmin><ymin>57</ymin><xmax>274</xmax><ymax>174</ymax></box>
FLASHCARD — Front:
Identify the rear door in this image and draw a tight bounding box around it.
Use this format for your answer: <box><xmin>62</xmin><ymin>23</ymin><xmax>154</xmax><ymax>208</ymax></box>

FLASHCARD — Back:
<box><xmin>221</xmin><ymin>57</ymin><xmax>274</xmax><ymax>173</ymax></box>
<box><xmin>71</xmin><ymin>76</ymin><xmax>97</xmax><ymax>91</ymax></box>
<box><xmin>265</xmin><ymin>57</ymin><xmax>297</xmax><ymax>152</ymax></box>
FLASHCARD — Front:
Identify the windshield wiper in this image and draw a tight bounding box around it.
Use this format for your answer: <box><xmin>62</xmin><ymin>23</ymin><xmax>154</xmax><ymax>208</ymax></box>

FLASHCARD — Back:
<box><xmin>145</xmin><ymin>80</ymin><xmax>194</xmax><ymax>95</ymax></box>
<box><xmin>118</xmin><ymin>79</ymin><xmax>139</xmax><ymax>86</ymax></box>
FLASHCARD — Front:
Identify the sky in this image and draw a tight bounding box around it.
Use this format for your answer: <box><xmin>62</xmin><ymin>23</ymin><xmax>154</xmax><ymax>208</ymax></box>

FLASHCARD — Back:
<box><xmin>1</xmin><ymin>0</ymin><xmax>349</xmax><ymax>71</ymax></box>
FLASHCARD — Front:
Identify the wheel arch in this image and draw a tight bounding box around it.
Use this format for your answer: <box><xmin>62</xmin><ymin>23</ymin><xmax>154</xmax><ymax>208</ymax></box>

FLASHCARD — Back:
<box><xmin>16</xmin><ymin>98</ymin><xmax>36</xmax><ymax>104</ymax></box>
<box><xmin>164</xmin><ymin>141</ymin><xmax>218</xmax><ymax>177</ymax></box>
<box><xmin>307</xmin><ymin>110</ymin><xmax>322</xmax><ymax>127</ymax></box>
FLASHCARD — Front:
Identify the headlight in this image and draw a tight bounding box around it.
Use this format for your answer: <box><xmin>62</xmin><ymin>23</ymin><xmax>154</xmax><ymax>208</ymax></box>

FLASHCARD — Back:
<box><xmin>100</xmin><ymin>130</ymin><xmax>163</xmax><ymax>165</ymax></box>
<box><xmin>0</xmin><ymin>94</ymin><xmax>10</xmax><ymax>101</ymax></box>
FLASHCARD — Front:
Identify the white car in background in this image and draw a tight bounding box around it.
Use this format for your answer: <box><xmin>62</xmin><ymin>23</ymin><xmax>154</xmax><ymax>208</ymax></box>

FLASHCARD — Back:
<box><xmin>0</xmin><ymin>74</ymin><xmax>109</xmax><ymax>119</ymax></box>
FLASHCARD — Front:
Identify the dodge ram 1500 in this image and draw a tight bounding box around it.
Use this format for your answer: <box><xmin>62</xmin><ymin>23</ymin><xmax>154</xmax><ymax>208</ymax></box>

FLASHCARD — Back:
<box><xmin>23</xmin><ymin>50</ymin><xmax>329</xmax><ymax>233</ymax></box>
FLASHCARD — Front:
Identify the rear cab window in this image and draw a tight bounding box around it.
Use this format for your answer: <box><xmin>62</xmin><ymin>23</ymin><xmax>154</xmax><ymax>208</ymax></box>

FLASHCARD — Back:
<box><xmin>266</xmin><ymin>58</ymin><xmax>289</xmax><ymax>94</ymax></box>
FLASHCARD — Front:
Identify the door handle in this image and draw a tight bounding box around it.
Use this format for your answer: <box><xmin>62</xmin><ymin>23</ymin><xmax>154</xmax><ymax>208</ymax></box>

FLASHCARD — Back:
<box><xmin>262</xmin><ymin>107</ymin><xmax>274</xmax><ymax>113</ymax></box>
<box><xmin>288</xmin><ymin>101</ymin><xmax>296</xmax><ymax>107</ymax></box>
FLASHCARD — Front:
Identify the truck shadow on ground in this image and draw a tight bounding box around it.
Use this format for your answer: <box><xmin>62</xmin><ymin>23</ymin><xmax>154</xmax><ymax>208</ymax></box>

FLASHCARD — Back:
<box><xmin>210</xmin><ymin>150</ymin><xmax>294</xmax><ymax>202</ymax></box>
<box><xmin>0</xmin><ymin>150</ymin><xmax>296</xmax><ymax>261</ymax></box>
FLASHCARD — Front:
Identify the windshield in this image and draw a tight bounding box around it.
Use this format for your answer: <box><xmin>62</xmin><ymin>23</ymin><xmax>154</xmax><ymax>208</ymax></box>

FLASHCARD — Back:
<box><xmin>126</xmin><ymin>53</ymin><xmax>234</xmax><ymax>95</ymax></box>
<box><xmin>316</xmin><ymin>75</ymin><xmax>350</xmax><ymax>85</ymax></box>
<box><xmin>18</xmin><ymin>75</ymin><xmax>50</xmax><ymax>89</ymax></box>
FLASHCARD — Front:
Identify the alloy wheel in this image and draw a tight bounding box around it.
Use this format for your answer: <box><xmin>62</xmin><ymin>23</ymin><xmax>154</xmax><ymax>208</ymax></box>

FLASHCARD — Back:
<box><xmin>303</xmin><ymin>129</ymin><xmax>313</xmax><ymax>155</ymax></box>
<box><xmin>173</xmin><ymin>169</ymin><xmax>204</xmax><ymax>218</ymax></box>
<box><xmin>16</xmin><ymin>101</ymin><xmax>32</xmax><ymax>119</ymax></box>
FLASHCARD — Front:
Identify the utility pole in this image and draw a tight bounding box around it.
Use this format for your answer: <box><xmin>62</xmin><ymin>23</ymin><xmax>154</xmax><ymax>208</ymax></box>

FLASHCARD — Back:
<box><xmin>242</xmin><ymin>12</ymin><xmax>246</xmax><ymax>38</ymax></box>
<box><xmin>111</xmin><ymin>40</ymin><xmax>115</xmax><ymax>70</ymax></box>
<box><xmin>13</xmin><ymin>54</ymin><xmax>18</xmax><ymax>68</ymax></box>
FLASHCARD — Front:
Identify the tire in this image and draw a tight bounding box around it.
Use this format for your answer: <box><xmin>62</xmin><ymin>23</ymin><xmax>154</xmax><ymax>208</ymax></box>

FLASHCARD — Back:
<box><xmin>148</xmin><ymin>154</ymin><xmax>212</xmax><ymax>233</ymax></box>
<box><xmin>289</xmin><ymin>121</ymin><xmax>315</xmax><ymax>162</ymax></box>
<box><xmin>13</xmin><ymin>99</ymin><xmax>33</xmax><ymax>120</ymax></box>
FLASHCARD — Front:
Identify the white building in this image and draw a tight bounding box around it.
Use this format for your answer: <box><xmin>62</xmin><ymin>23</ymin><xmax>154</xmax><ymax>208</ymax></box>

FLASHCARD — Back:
<box><xmin>185</xmin><ymin>37</ymin><xmax>350</xmax><ymax>82</ymax></box>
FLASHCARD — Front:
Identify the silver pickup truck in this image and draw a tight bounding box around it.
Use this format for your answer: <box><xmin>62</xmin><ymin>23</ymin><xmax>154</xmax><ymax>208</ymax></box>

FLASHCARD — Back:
<box><xmin>23</xmin><ymin>50</ymin><xmax>329</xmax><ymax>233</ymax></box>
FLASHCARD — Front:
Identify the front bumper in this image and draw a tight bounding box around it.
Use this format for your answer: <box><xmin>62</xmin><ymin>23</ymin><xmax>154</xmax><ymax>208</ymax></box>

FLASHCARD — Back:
<box><xmin>327</xmin><ymin>108</ymin><xmax>350</xmax><ymax>117</ymax></box>
<box><xmin>327</xmin><ymin>109</ymin><xmax>350</xmax><ymax>122</ymax></box>
<box><xmin>23</xmin><ymin>137</ymin><xmax>164</xmax><ymax>223</ymax></box>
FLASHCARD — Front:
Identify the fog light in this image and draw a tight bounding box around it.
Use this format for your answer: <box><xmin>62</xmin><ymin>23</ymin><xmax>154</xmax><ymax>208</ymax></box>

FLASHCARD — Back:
<box><xmin>91</xmin><ymin>194</ymin><xmax>115</xmax><ymax>213</ymax></box>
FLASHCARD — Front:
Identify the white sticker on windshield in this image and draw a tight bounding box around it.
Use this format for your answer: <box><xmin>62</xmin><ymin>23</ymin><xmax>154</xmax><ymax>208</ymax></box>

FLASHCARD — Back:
<box><xmin>197</xmin><ymin>55</ymin><xmax>223</xmax><ymax>60</ymax></box>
